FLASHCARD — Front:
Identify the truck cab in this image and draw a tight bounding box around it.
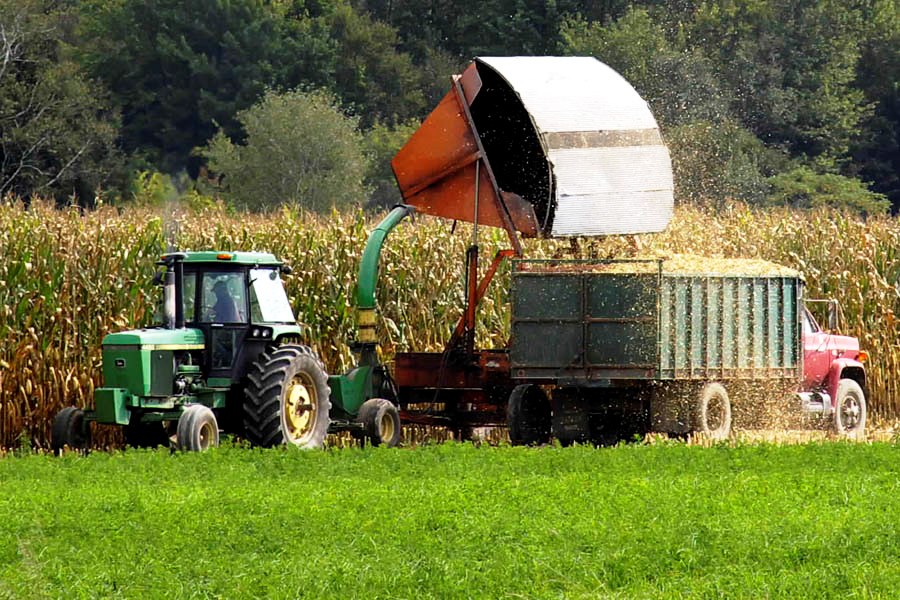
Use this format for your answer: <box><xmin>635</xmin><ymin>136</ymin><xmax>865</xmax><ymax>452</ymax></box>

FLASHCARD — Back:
<box><xmin>799</xmin><ymin>301</ymin><xmax>867</xmax><ymax>435</ymax></box>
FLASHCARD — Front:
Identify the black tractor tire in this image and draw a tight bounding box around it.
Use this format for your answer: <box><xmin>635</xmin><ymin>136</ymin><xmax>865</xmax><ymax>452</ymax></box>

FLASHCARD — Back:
<box><xmin>176</xmin><ymin>405</ymin><xmax>219</xmax><ymax>451</ymax></box>
<box><xmin>692</xmin><ymin>382</ymin><xmax>732</xmax><ymax>440</ymax></box>
<box><xmin>357</xmin><ymin>398</ymin><xmax>402</xmax><ymax>447</ymax></box>
<box><xmin>51</xmin><ymin>407</ymin><xmax>91</xmax><ymax>454</ymax></box>
<box><xmin>243</xmin><ymin>344</ymin><xmax>331</xmax><ymax>449</ymax></box>
<box><xmin>833</xmin><ymin>379</ymin><xmax>866</xmax><ymax>439</ymax></box>
<box><xmin>508</xmin><ymin>385</ymin><xmax>551</xmax><ymax>446</ymax></box>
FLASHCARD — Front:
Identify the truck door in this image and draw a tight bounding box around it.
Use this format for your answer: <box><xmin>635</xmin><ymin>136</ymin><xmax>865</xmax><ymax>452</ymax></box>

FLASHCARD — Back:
<box><xmin>802</xmin><ymin>307</ymin><xmax>831</xmax><ymax>390</ymax></box>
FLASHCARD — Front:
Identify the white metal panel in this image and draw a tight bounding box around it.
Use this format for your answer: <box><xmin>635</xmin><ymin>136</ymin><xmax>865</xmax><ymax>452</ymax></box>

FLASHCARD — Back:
<box><xmin>552</xmin><ymin>191</ymin><xmax>674</xmax><ymax>236</ymax></box>
<box><xmin>477</xmin><ymin>56</ymin><xmax>674</xmax><ymax>238</ymax></box>
<box><xmin>477</xmin><ymin>56</ymin><xmax>658</xmax><ymax>132</ymax></box>
<box><xmin>550</xmin><ymin>147</ymin><xmax>673</xmax><ymax>196</ymax></box>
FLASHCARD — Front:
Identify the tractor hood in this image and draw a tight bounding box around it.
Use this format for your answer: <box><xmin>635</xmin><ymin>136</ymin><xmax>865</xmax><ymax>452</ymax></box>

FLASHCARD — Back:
<box><xmin>391</xmin><ymin>56</ymin><xmax>674</xmax><ymax>239</ymax></box>
<box><xmin>102</xmin><ymin>327</ymin><xmax>206</xmax><ymax>349</ymax></box>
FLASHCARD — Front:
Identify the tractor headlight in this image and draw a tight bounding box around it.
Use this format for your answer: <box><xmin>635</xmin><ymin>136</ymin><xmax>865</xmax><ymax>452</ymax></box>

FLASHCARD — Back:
<box><xmin>249</xmin><ymin>327</ymin><xmax>272</xmax><ymax>339</ymax></box>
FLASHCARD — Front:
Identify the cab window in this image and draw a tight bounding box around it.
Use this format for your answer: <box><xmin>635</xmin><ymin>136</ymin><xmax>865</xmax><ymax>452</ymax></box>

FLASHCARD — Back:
<box><xmin>182</xmin><ymin>272</ymin><xmax>197</xmax><ymax>322</ymax></box>
<box><xmin>200</xmin><ymin>272</ymin><xmax>247</xmax><ymax>323</ymax></box>
<box><xmin>249</xmin><ymin>268</ymin><xmax>296</xmax><ymax>323</ymax></box>
<box><xmin>801</xmin><ymin>308</ymin><xmax>820</xmax><ymax>336</ymax></box>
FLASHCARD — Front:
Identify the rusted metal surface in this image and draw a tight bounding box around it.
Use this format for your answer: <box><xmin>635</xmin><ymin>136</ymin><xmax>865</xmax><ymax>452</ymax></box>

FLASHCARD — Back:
<box><xmin>394</xmin><ymin>350</ymin><xmax>512</xmax><ymax>427</ymax></box>
<box><xmin>391</xmin><ymin>64</ymin><xmax>532</xmax><ymax>252</ymax></box>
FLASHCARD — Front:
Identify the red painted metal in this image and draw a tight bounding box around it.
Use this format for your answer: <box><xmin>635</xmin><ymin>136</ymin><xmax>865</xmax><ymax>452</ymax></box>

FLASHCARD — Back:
<box><xmin>449</xmin><ymin>249</ymin><xmax>515</xmax><ymax>351</ymax></box>
<box><xmin>390</xmin><ymin>65</ymin><xmax>537</xmax><ymax>252</ymax></box>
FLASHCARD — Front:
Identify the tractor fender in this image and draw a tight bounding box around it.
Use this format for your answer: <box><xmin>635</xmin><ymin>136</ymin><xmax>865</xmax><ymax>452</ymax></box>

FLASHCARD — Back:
<box><xmin>825</xmin><ymin>358</ymin><xmax>866</xmax><ymax>408</ymax></box>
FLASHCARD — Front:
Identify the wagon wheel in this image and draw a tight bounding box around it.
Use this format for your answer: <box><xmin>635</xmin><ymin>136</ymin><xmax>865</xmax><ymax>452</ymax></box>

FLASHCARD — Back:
<box><xmin>508</xmin><ymin>385</ymin><xmax>551</xmax><ymax>446</ymax></box>
<box><xmin>693</xmin><ymin>382</ymin><xmax>732</xmax><ymax>440</ymax></box>
<box><xmin>243</xmin><ymin>344</ymin><xmax>331</xmax><ymax>449</ymax></box>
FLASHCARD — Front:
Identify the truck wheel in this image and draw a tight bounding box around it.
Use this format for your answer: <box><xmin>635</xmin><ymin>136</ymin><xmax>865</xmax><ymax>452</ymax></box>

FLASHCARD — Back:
<box><xmin>176</xmin><ymin>405</ymin><xmax>219</xmax><ymax>451</ymax></box>
<box><xmin>51</xmin><ymin>407</ymin><xmax>91</xmax><ymax>454</ymax></box>
<box><xmin>833</xmin><ymin>379</ymin><xmax>866</xmax><ymax>438</ymax></box>
<box><xmin>508</xmin><ymin>385</ymin><xmax>551</xmax><ymax>446</ymax></box>
<box><xmin>243</xmin><ymin>345</ymin><xmax>331</xmax><ymax>449</ymax></box>
<box><xmin>357</xmin><ymin>398</ymin><xmax>402</xmax><ymax>447</ymax></box>
<box><xmin>693</xmin><ymin>382</ymin><xmax>732</xmax><ymax>440</ymax></box>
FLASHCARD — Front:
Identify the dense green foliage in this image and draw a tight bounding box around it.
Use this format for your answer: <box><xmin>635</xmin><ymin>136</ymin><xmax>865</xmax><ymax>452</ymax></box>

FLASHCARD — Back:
<box><xmin>0</xmin><ymin>0</ymin><xmax>120</xmax><ymax>203</ymax></box>
<box><xmin>202</xmin><ymin>89</ymin><xmax>369</xmax><ymax>211</ymax></box>
<box><xmin>0</xmin><ymin>0</ymin><xmax>895</xmax><ymax>211</ymax></box>
<box><xmin>2</xmin><ymin>442</ymin><xmax>900</xmax><ymax>597</ymax></box>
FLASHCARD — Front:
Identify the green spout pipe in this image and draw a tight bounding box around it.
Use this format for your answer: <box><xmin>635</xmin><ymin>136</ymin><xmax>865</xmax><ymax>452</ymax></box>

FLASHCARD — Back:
<box><xmin>357</xmin><ymin>205</ymin><xmax>413</xmax><ymax>311</ymax></box>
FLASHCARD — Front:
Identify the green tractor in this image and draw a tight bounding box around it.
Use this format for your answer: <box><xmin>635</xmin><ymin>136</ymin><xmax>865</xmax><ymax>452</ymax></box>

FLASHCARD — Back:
<box><xmin>51</xmin><ymin>245</ymin><xmax>403</xmax><ymax>452</ymax></box>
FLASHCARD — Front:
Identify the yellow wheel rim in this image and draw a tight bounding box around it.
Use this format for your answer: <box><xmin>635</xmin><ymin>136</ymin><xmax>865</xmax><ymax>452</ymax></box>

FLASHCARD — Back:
<box><xmin>379</xmin><ymin>409</ymin><xmax>395</xmax><ymax>443</ymax></box>
<box><xmin>284</xmin><ymin>373</ymin><xmax>317</xmax><ymax>443</ymax></box>
<box><xmin>198</xmin><ymin>421</ymin><xmax>213</xmax><ymax>449</ymax></box>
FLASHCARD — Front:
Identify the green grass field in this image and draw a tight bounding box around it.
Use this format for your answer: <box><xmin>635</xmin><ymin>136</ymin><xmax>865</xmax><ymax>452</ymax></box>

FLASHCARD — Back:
<box><xmin>1</xmin><ymin>442</ymin><xmax>899</xmax><ymax>599</ymax></box>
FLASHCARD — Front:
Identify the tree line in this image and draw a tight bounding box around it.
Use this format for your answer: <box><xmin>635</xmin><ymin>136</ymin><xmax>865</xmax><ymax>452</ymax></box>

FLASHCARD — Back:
<box><xmin>1</xmin><ymin>0</ymin><xmax>897</xmax><ymax>212</ymax></box>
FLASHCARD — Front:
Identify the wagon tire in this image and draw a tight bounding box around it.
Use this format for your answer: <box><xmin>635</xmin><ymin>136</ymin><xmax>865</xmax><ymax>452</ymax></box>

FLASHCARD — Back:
<box><xmin>176</xmin><ymin>405</ymin><xmax>219</xmax><ymax>451</ymax></box>
<box><xmin>693</xmin><ymin>382</ymin><xmax>732</xmax><ymax>441</ymax></box>
<box><xmin>243</xmin><ymin>344</ymin><xmax>331</xmax><ymax>449</ymax></box>
<box><xmin>358</xmin><ymin>398</ymin><xmax>402</xmax><ymax>447</ymax></box>
<box><xmin>508</xmin><ymin>385</ymin><xmax>551</xmax><ymax>446</ymax></box>
<box><xmin>833</xmin><ymin>379</ymin><xmax>866</xmax><ymax>439</ymax></box>
<box><xmin>51</xmin><ymin>407</ymin><xmax>91</xmax><ymax>455</ymax></box>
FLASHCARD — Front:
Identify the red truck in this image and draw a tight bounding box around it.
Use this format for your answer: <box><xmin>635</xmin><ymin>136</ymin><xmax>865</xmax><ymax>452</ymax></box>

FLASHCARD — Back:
<box><xmin>800</xmin><ymin>300</ymin><xmax>868</xmax><ymax>436</ymax></box>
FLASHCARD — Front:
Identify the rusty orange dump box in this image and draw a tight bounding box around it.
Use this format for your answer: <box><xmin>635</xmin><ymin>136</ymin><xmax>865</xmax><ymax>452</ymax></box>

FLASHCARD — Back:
<box><xmin>391</xmin><ymin>56</ymin><xmax>675</xmax><ymax>240</ymax></box>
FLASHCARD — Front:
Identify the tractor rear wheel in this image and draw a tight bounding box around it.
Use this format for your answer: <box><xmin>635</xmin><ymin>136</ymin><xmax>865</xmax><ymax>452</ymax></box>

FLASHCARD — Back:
<box><xmin>692</xmin><ymin>382</ymin><xmax>732</xmax><ymax>440</ymax></box>
<box><xmin>176</xmin><ymin>405</ymin><xmax>219</xmax><ymax>451</ymax></box>
<box><xmin>833</xmin><ymin>379</ymin><xmax>866</xmax><ymax>439</ymax></box>
<box><xmin>51</xmin><ymin>407</ymin><xmax>91</xmax><ymax>454</ymax></box>
<box><xmin>357</xmin><ymin>398</ymin><xmax>401</xmax><ymax>447</ymax></box>
<box><xmin>508</xmin><ymin>385</ymin><xmax>551</xmax><ymax>446</ymax></box>
<box><xmin>243</xmin><ymin>345</ymin><xmax>331</xmax><ymax>449</ymax></box>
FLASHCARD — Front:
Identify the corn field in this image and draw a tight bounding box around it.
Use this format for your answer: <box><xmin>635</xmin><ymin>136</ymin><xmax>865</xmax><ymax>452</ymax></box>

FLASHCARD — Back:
<box><xmin>1</xmin><ymin>199</ymin><xmax>898</xmax><ymax>449</ymax></box>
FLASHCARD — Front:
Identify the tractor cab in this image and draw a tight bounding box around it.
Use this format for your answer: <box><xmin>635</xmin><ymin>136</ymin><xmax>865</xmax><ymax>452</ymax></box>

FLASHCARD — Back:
<box><xmin>159</xmin><ymin>252</ymin><xmax>300</xmax><ymax>387</ymax></box>
<box><xmin>157</xmin><ymin>251</ymin><xmax>302</xmax><ymax>385</ymax></box>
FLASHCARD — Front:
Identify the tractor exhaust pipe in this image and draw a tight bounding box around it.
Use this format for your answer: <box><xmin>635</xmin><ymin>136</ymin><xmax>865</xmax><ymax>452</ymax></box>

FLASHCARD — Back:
<box><xmin>174</xmin><ymin>258</ymin><xmax>185</xmax><ymax>329</ymax></box>
<box><xmin>161</xmin><ymin>252</ymin><xmax>188</xmax><ymax>329</ymax></box>
<box><xmin>163</xmin><ymin>270</ymin><xmax>176</xmax><ymax>329</ymax></box>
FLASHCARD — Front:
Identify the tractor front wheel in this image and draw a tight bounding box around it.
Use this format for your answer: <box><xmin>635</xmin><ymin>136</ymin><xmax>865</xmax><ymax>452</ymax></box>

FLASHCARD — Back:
<box><xmin>357</xmin><ymin>398</ymin><xmax>401</xmax><ymax>447</ymax></box>
<box><xmin>176</xmin><ymin>405</ymin><xmax>219</xmax><ymax>451</ymax></box>
<box><xmin>243</xmin><ymin>345</ymin><xmax>331</xmax><ymax>449</ymax></box>
<box><xmin>51</xmin><ymin>407</ymin><xmax>91</xmax><ymax>454</ymax></box>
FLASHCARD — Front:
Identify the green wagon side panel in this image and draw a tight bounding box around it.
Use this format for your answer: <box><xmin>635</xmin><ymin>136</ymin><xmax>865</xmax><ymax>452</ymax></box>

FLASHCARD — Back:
<box><xmin>585</xmin><ymin>275</ymin><xmax>657</xmax><ymax>367</ymax></box>
<box><xmin>511</xmin><ymin>274</ymin><xmax>583</xmax><ymax>372</ymax></box>
<box><xmin>511</xmin><ymin>260</ymin><xmax>802</xmax><ymax>382</ymax></box>
<box><xmin>658</xmin><ymin>276</ymin><xmax>801</xmax><ymax>379</ymax></box>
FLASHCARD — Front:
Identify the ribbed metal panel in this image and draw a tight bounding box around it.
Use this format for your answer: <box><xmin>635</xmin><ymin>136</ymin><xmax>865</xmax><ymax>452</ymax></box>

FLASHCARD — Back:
<box><xmin>477</xmin><ymin>57</ymin><xmax>659</xmax><ymax>132</ymax></box>
<box><xmin>476</xmin><ymin>56</ymin><xmax>674</xmax><ymax>238</ymax></box>
<box><xmin>511</xmin><ymin>261</ymin><xmax>802</xmax><ymax>382</ymax></box>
